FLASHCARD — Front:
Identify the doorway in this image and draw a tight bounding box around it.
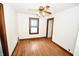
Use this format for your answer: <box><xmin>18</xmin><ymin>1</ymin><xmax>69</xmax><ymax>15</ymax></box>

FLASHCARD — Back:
<box><xmin>46</xmin><ymin>18</ymin><xmax>54</xmax><ymax>39</ymax></box>
<box><xmin>0</xmin><ymin>3</ymin><xmax>9</xmax><ymax>56</ymax></box>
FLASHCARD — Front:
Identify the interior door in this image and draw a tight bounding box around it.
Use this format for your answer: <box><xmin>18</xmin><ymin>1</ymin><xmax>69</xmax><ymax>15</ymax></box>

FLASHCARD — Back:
<box><xmin>46</xmin><ymin>18</ymin><xmax>54</xmax><ymax>39</ymax></box>
<box><xmin>0</xmin><ymin>3</ymin><xmax>9</xmax><ymax>56</ymax></box>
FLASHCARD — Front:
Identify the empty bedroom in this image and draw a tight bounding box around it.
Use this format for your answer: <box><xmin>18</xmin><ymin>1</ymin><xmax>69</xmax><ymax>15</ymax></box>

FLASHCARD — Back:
<box><xmin>0</xmin><ymin>3</ymin><xmax>79</xmax><ymax>56</ymax></box>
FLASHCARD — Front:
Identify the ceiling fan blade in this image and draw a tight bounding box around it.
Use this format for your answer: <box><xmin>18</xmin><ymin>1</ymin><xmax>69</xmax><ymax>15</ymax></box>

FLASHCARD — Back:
<box><xmin>44</xmin><ymin>11</ymin><xmax>52</xmax><ymax>14</ymax></box>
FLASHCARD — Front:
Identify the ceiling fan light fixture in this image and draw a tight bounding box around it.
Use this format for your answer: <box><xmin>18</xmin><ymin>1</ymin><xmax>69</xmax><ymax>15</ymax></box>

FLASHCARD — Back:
<box><xmin>39</xmin><ymin>6</ymin><xmax>44</xmax><ymax>11</ymax></box>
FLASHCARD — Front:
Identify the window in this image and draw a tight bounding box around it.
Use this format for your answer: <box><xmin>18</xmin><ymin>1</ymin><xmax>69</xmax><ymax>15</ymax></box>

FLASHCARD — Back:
<box><xmin>29</xmin><ymin>18</ymin><xmax>39</xmax><ymax>34</ymax></box>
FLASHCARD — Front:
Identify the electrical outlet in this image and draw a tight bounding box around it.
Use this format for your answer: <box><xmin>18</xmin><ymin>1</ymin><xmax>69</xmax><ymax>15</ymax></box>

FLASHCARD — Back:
<box><xmin>18</xmin><ymin>37</ymin><xmax>19</xmax><ymax>41</ymax></box>
<box><xmin>68</xmin><ymin>49</ymin><xmax>70</xmax><ymax>51</ymax></box>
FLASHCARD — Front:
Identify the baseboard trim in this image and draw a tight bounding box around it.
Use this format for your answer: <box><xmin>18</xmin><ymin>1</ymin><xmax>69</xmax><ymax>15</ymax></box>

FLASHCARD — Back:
<box><xmin>11</xmin><ymin>41</ymin><xmax>19</xmax><ymax>56</ymax></box>
<box><xmin>52</xmin><ymin>41</ymin><xmax>73</xmax><ymax>56</ymax></box>
<box><xmin>19</xmin><ymin>37</ymin><xmax>46</xmax><ymax>40</ymax></box>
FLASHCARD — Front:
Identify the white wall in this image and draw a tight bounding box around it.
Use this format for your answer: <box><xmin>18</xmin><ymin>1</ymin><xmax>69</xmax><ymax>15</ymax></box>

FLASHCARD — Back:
<box><xmin>17</xmin><ymin>13</ymin><xmax>48</xmax><ymax>39</ymax></box>
<box><xmin>53</xmin><ymin>6</ymin><xmax>79</xmax><ymax>54</ymax></box>
<box><xmin>74</xmin><ymin>32</ymin><xmax>79</xmax><ymax>56</ymax></box>
<box><xmin>3</xmin><ymin>4</ymin><xmax>18</xmax><ymax>55</ymax></box>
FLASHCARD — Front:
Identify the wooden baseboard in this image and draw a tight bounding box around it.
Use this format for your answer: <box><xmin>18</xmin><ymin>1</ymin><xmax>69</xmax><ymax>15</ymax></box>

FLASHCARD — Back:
<box><xmin>52</xmin><ymin>41</ymin><xmax>73</xmax><ymax>56</ymax></box>
<box><xmin>19</xmin><ymin>37</ymin><xmax>46</xmax><ymax>40</ymax></box>
<box><xmin>11</xmin><ymin>41</ymin><xmax>19</xmax><ymax>56</ymax></box>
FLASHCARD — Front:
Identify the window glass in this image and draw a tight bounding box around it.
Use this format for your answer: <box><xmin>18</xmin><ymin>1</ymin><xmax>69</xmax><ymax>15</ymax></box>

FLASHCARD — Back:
<box><xmin>29</xmin><ymin>18</ymin><xmax>39</xmax><ymax>34</ymax></box>
<box><xmin>31</xmin><ymin>20</ymin><xmax>38</xmax><ymax>26</ymax></box>
<box><xmin>31</xmin><ymin>27</ymin><xmax>37</xmax><ymax>33</ymax></box>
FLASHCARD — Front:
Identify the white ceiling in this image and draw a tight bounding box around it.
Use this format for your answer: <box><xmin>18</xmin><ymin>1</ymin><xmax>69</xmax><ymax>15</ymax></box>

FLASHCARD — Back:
<box><xmin>8</xmin><ymin>3</ymin><xmax>79</xmax><ymax>14</ymax></box>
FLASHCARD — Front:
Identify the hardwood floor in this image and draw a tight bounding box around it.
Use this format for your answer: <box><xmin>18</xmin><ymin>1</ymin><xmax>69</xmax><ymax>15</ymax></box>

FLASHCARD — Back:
<box><xmin>12</xmin><ymin>38</ymin><xmax>72</xmax><ymax>56</ymax></box>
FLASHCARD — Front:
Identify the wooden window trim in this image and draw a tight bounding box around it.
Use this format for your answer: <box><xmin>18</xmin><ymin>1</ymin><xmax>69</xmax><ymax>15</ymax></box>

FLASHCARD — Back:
<box><xmin>29</xmin><ymin>17</ymin><xmax>39</xmax><ymax>34</ymax></box>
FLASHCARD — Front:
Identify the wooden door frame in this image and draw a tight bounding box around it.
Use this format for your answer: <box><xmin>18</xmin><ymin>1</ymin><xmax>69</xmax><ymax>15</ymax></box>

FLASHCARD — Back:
<box><xmin>0</xmin><ymin>3</ymin><xmax>9</xmax><ymax>56</ymax></box>
<box><xmin>46</xmin><ymin>18</ymin><xmax>54</xmax><ymax>39</ymax></box>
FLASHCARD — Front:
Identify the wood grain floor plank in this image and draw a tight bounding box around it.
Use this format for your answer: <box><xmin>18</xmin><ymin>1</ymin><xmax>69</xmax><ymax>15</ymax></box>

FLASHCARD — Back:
<box><xmin>12</xmin><ymin>38</ymin><xmax>72</xmax><ymax>56</ymax></box>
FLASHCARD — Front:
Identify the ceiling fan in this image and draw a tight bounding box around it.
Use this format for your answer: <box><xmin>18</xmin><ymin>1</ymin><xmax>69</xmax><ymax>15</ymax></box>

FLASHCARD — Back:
<box><xmin>38</xmin><ymin>5</ymin><xmax>52</xmax><ymax>14</ymax></box>
<box><xmin>29</xmin><ymin>5</ymin><xmax>52</xmax><ymax>16</ymax></box>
